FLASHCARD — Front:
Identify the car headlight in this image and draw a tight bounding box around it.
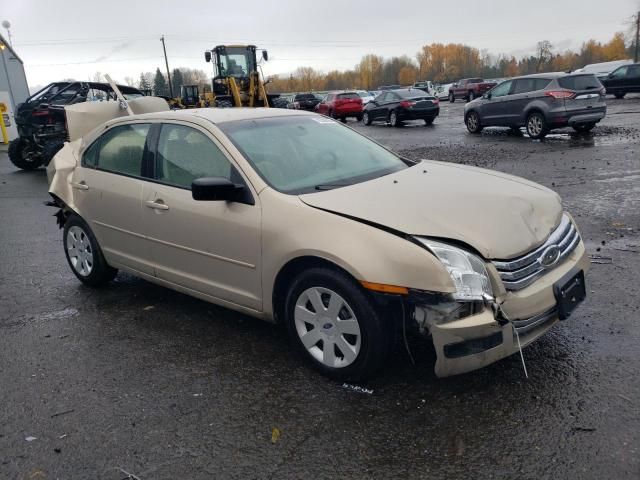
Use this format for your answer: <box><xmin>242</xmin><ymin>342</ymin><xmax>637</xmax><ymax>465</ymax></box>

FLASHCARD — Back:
<box><xmin>416</xmin><ymin>238</ymin><xmax>493</xmax><ymax>301</ymax></box>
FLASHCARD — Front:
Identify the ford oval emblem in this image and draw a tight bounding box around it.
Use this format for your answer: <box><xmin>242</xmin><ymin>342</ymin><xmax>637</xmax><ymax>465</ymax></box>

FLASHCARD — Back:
<box><xmin>540</xmin><ymin>245</ymin><xmax>561</xmax><ymax>268</ymax></box>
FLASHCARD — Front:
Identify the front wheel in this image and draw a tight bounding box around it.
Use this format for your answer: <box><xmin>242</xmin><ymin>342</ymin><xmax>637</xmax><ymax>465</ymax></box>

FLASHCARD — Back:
<box><xmin>8</xmin><ymin>138</ymin><xmax>42</xmax><ymax>171</ymax></box>
<box><xmin>573</xmin><ymin>123</ymin><xmax>596</xmax><ymax>133</ymax></box>
<box><xmin>362</xmin><ymin>112</ymin><xmax>372</xmax><ymax>125</ymax></box>
<box><xmin>63</xmin><ymin>215</ymin><xmax>117</xmax><ymax>287</ymax></box>
<box><xmin>449</xmin><ymin>92</ymin><xmax>455</xmax><ymax>103</ymax></box>
<box><xmin>284</xmin><ymin>267</ymin><xmax>394</xmax><ymax>381</ymax></box>
<box><xmin>465</xmin><ymin>111</ymin><xmax>482</xmax><ymax>133</ymax></box>
<box><xmin>526</xmin><ymin>112</ymin><xmax>549</xmax><ymax>139</ymax></box>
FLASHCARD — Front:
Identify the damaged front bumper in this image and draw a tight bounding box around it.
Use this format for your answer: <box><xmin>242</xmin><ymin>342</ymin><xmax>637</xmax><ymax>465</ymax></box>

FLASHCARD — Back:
<box><xmin>413</xmin><ymin>240</ymin><xmax>589</xmax><ymax>377</ymax></box>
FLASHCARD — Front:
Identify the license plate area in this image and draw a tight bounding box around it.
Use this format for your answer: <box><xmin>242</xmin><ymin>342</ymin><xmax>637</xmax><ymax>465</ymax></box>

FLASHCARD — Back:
<box><xmin>553</xmin><ymin>269</ymin><xmax>586</xmax><ymax>320</ymax></box>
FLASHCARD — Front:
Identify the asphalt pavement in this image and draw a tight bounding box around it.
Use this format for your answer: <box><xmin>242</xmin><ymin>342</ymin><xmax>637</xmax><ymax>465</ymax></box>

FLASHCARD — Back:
<box><xmin>1</xmin><ymin>96</ymin><xmax>639</xmax><ymax>480</ymax></box>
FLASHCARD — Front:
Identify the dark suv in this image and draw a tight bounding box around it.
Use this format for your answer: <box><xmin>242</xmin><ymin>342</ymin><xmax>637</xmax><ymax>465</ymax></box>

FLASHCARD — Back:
<box><xmin>600</xmin><ymin>63</ymin><xmax>640</xmax><ymax>99</ymax></box>
<box><xmin>464</xmin><ymin>73</ymin><xmax>606</xmax><ymax>139</ymax></box>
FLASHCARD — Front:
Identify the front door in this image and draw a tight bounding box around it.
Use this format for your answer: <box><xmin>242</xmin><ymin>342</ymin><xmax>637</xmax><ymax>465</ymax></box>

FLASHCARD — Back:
<box><xmin>143</xmin><ymin>122</ymin><xmax>262</xmax><ymax>311</ymax></box>
<box><xmin>479</xmin><ymin>80</ymin><xmax>514</xmax><ymax>126</ymax></box>
<box><xmin>71</xmin><ymin>122</ymin><xmax>155</xmax><ymax>275</ymax></box>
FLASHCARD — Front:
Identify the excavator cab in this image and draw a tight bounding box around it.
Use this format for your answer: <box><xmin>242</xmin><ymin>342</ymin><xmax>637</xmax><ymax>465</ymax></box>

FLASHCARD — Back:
<box><xmin>205</xmin><ymin>45</ymin><xmax>275</xmax><ymax>108</ymax></box>
<box><xmin>180</xmin><ymin>84</ymin><xmax>201</xmax><ymax>107</ymax></box>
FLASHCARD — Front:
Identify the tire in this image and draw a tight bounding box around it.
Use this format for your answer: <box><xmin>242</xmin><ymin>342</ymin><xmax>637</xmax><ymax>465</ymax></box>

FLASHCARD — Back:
<box><xmin>525</xmin><ymin>111</ymin><xmax>549</xmax><ymax>139</ymax></box>
<box><xmin>389</xmin><ymin>110</ymin><xmax>402</xmax><ymax>128</ymax></box>
<box><xmin>424</xmin><ymin>117</ymin><xmax>435</xmax><ymax>126</ymax></box>
<box><xmin>449</xmin><ymin>92</ymin><xmax>455</xmax><ymax>103</ymax></box>
<box><xmin>8</xmin><ymin>138</ymin><xmax>42</xmax><ymax>171</ymax></box>
<box><xmin>356</xmin><ymin>114</ymin><xmax>363</xmax><ymax>122</ymax></box>
<box><xmin>572</xmin><ymin>123</ymin><xmax>596</xmax><ymax>133</ymax></box>
<box><xmin>468</xmin><ymin>91</ymin><xmax>475</xmax><ymax>101</ymax></box>
<box><xmin>284</xmin><ymin>267</ymin><xmax>394</xmax><ymax>381</ymax></box>
<box><xmin>509</xmin><ymin>126</ymin><xmax>522</xmax><ymax>135</ymax></box>
<box><xmin>362</xmin><ymin>111</ymin><xmax>372</xmax><ymax>125</ymax></box>
<box><xmin>614</xmin><ymin>93</ymin><xmax>625</xmax><ymax>99</ymax></box>
<box><xmin>465</xmin><ymin>111</ymin><xmax>482</xmax><ymax>134</ymax></box>
<box><xmin>63</xmin><ymin>215</ymin><xmax>117</xmax><ymax>287</ymax></box>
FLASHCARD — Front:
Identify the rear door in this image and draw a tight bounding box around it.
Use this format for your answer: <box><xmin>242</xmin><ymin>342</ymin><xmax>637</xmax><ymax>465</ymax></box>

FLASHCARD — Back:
<box><xmin>628</xmin><ymin>65</ymin><xmax>640</xmax><ymax>92</ymax></box>
<box><xmin>142</xmin><ymin>121</ymin><xmax>262</xmax><ymax>310</ymax></box>
<box><xmin>71</xmin><ymin>122</ymin><xmax>155</xmax><ymax>274</ymax></box>
<box><xmin>509</xmin><ymin>78</ymin><xmax>551</xmax><ymax>126</ymax></box>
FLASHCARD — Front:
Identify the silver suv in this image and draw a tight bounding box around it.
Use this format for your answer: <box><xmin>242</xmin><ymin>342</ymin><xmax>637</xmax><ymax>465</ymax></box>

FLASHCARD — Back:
<box><xmin>464</xmin><ymin>73</ymin><xmax>606</xmax><ymax>139</ymax></box>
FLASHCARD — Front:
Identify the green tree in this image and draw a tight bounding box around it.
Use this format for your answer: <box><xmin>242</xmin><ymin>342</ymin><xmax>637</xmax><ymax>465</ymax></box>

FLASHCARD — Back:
<box><xmin>172</xmin><ymin>68</ymin><xmax>184</xmax><ymax>89</ymax></box>
<box><xmin>153</xmin><ymin>68</ymin><xmax>168</xmax><ymax>96</ymax></box>
<box><xmin>139</xmin><ymin>72</ymin><xmax>151</xmax><ymax>90</ymax></box>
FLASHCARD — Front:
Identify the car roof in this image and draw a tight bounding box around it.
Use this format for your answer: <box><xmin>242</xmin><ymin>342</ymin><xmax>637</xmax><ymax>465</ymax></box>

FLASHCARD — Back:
<box><xmin>110</xmin><ymin>107</ymin><xmax>315</xmax><ymax>126</ymax></box>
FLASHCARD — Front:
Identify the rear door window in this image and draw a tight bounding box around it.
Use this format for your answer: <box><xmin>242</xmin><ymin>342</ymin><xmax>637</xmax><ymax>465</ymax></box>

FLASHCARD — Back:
<box><xmin>513</xmin><ymin>79</ymin><xmax>536</xmax><ymax>94</ymax></box>
<box><xmin>534</xmin><ymin>78</ymin><xmax>552</xmax><ymax>90</ymax></box>
<box><xmin>558</xmin><ymin>75</ymin><xmax>602</xmax><ymax>90</ymax></box>
<box><xmin>97</xmin><ymin>124</ymin><xmax>150</xmax><ymax>177</ymax></box>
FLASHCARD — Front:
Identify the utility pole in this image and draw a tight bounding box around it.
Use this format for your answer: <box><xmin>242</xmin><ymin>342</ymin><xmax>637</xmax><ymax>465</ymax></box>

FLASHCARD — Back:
<box><xmin>635</xmin><ymin>11</ymin><xmax>639</xmax><ymax>63</ymax></box>
<box><xmin>160</xmin><ymin>35</ymin><xmax>173</xmax><ymax>98</ymax></box>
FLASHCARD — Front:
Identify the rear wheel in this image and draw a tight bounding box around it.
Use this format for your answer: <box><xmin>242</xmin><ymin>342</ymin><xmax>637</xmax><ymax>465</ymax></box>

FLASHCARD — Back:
<box><xmin>573</xmin><ymin>122</ymin><xmax>595</xmax><ymax>133</ymax></box>
<box><xmin>424</xmin><ymin>117</ymin><xmax>435</xmax><ymax>125</ymax></box>
<box><xmin>449</xmin><ymin>92</ymin><xmax>455</xmax><ymax>103</ymax></box>
<box><xmin>526</xmin><ymin>112</ymin><xmax>548</xmax><ymax>139</ymax></box>
<box><xmin>465</xmin><ymin>111</ymin><xmax>482</xmax><ymax>133</ymax></box>
<box><xmin>356</xmin><ymin>114</ymin><xmax>363</xmax><ymax>122</ymax></box>
<box><xmin>8</xmin><ymin>138</ymin><xmax>42</xmax><ymax>170</ymax></box>
<box><xmin>614</xmin><ymin>93</ymin><xmax>626</xmax><ymax>99</ymax></box>
<box><xmin>362</xmin><ymin>112</ymin><xmax>372</xmax><ymax>125</ymax></box>
<box><xmin>63</xmin><ymin>215</ymin><xmax>118</xmax><ymax>287</ymax></box>
<box><xmin>284</xmin><ymin>267</ymin><xmax>394</xmax><ymax>381</ymax></box>
<box><xmin>389</xmin><ymin>110</ymin><xmax>402</xmax><ymax>127</ymax></box>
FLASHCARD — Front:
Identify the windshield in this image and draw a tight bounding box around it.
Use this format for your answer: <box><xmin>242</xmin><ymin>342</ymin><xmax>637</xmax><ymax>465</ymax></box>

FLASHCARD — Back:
<box><xmin>219</xmin><ymin>116</ymin><xmax>409</xmax><ymax>194</ymax></box>
<box><xmin>395</xmin><ymin>89</ymin><xmax>428</xmax><ymax>99</ymax></box>
<box><xmin>356</xmin><ymin>91</ymin><xmax>370</xmax><ymax>97</ymax></box>
<box><xmin>217</xmin><ymin>47</ymin><xmax>255</xmax><ymax>78</ymax></box>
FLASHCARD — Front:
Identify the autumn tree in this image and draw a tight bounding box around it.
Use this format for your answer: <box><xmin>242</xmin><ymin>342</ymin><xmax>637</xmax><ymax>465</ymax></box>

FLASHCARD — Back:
<box><xmin>398</xmin><ymin>65</ymin><xmax>418</xmax><ymax>85</ymax></box>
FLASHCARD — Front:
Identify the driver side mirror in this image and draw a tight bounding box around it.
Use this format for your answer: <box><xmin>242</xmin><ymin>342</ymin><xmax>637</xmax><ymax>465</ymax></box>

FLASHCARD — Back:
<box><xmin>484</xmin><ymin>92</ymin><xmax>492</xmax><ymax>99</ymax></box>
<box><xmin>262</xmin><ymin>50</ymin><xmax>269</xmax><ymax>61</ymax></box>
<box><xmin>192</xmin><ymin>177</ymin><xmax>251</xmax><ymax>204</ymax></box>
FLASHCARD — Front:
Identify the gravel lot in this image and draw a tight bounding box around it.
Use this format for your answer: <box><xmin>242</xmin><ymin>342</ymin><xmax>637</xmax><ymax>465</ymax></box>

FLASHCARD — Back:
<box><xmin>1</xmin><ymin>96</ymin><xmax>639</xmax><ymax>479</ymax></box>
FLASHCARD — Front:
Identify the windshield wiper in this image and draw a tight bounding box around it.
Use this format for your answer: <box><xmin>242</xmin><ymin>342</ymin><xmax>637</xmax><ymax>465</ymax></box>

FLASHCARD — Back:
<box><xmin>314</xmin><ymin>183</ymin><xmax>352</xmax><ymax>191</ymax></box>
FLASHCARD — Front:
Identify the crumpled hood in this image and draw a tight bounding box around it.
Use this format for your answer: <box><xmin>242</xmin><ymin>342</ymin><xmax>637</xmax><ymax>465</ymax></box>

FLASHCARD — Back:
<box><xmin>299</xmin><ymin>161</ymin><xmax>563</xmax><ymax>259</ymax></box>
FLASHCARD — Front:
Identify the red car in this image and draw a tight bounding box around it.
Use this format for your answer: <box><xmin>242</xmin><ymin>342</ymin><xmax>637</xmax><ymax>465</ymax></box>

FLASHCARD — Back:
<box><xmin>315</xmin><ymin>92</ymin><xmax>363</xmax><ymax>121</ymax></box>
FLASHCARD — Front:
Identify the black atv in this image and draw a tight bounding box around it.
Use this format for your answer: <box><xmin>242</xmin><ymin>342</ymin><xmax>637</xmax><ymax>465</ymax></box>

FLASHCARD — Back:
<box><xmin>8</xmin><ymin>81</ymin><xmax>144</xmax><ymax>170</ymax></box>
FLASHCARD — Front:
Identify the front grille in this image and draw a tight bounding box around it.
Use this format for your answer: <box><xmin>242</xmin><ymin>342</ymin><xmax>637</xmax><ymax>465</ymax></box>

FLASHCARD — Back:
<box><xmin>493</xmin><ymin>214</ymin><xmax>580</xmax><ymax>291</ymax></box>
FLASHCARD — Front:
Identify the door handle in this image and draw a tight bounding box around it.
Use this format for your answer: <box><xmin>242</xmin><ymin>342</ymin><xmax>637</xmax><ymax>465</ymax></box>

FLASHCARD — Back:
<box><xmin>145</xmin><ymin>200</ymin><xmax>170</xmax><ymax>211</ymax></box>
<box><xmin>71</xmin><ymin>181</ymin><xmax>89</xmax><ymax>191</ymax></box>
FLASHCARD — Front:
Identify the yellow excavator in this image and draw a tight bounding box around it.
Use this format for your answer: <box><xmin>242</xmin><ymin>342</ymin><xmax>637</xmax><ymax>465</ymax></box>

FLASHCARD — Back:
<box><xmin>204</xmin><ymin>45</ymin><xmax>276</xmax><ymax>108</ymax></box>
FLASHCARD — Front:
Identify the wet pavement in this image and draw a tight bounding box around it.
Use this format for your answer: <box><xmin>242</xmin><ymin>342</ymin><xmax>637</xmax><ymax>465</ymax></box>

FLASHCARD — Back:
<box><xmin>1</xmin><ymin>96</ymin><xmax>639</xmax><ymax>479</ymax></box>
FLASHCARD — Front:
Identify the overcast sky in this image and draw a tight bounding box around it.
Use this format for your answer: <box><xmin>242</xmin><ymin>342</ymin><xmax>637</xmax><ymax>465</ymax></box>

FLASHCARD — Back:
<box><xmin>2</xmin><ymin>0</ymin><xmax>638</xmax><ymax>89</ymax></box>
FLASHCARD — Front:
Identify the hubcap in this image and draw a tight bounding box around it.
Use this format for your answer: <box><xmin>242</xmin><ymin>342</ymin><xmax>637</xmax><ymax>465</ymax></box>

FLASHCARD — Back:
<box><xmin>528</xmin><ymin>115</ymin><xmax>543</xmax><ymax>136</ymax></box>
<box><xmin>468</xmin><ymin>114</ymin><xmax>478</xmax><ymax>130</ymax></box>
<box><xmin>66</xmin><ymin>226</ymin><xmax>94</xmax><ymax>276</ymax></box>
<box><xmin>294</xmin><ymin>287</ymin><xmax>361</xmax><ymax>368</ymax></box>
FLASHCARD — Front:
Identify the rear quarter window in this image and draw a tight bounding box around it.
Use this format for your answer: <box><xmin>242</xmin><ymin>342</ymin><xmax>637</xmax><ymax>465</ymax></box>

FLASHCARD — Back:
<box><xmin>558</xmin><ymin>75</ymin><xmax>602</xmax><ymax>90</ymax></box>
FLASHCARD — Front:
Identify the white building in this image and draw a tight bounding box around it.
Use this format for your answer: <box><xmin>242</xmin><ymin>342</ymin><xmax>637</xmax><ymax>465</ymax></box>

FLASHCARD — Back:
<box><xmin>1</xmin><ymin>33</ymin><xmax>29</xmax><ymax>109</ymax></box>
